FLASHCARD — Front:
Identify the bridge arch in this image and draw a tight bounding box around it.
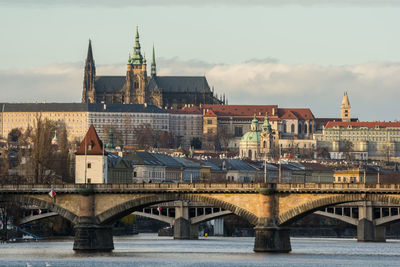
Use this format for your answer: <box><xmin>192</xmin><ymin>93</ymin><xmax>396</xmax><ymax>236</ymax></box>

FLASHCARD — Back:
<box><xmin>278</xmin><ymin>194</ymin><xmax>400</xmax><ymax>226</ymax></box>
<box><xmin>96</xmin><ymin>193</ymin><xmax>258</xmax><ymax>225</ymax></box>
<box><xmin>6</xmin><ymin>195</ymin><xmax>79</xmax><ymax>224</ymax></box>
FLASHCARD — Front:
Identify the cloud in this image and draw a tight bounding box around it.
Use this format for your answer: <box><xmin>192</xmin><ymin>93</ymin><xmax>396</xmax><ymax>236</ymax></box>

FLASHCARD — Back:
<box><xmin>1</xmin><ymin>0</ymin><xmax>400</xmax><ymax>8</ymax></box>
<box><xmin>0</xmin><ymin>59</ymin><xmax>399</xmax><ymax>121</ymax></box>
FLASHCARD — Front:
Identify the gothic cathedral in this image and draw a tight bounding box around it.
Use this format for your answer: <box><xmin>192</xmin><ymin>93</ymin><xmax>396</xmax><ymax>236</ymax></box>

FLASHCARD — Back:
<box><xmin>82</xmin><ymin>27</ymin><xmax>224</xmax><ymax>108</ymax></box>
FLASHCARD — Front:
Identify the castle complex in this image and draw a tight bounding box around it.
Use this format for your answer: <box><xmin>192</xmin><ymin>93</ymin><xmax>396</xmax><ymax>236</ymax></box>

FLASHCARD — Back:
<box><xmin>82</xmin><ymin>27</ymin><xmax>223</xmax><ymax>108</ymax></box>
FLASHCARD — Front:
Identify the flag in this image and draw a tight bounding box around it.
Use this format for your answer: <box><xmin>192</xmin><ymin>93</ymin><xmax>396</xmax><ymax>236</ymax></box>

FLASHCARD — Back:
<box><xmin>37</xmin><ymin>209</ymin><xmax>42</xmax><ymax>215</ymax></box>
<box><xmin>48</xmin><ymin>189</ymin><xmax>56</xmax><ymax>198</ymax></box>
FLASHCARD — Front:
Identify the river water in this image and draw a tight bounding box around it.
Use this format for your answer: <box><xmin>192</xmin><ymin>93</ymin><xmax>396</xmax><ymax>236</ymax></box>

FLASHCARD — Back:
<box><xmin>1</xmin><ymin>234</ymin><xmax>400</xmax><ymax>266</ymax></box>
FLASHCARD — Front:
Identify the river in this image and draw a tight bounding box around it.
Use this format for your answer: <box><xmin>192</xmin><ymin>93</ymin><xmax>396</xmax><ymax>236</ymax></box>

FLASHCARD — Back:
<box><xmin>1</xmin><ymin>234</ymin><xmax>400</xmax><ymax>266</ymax></box>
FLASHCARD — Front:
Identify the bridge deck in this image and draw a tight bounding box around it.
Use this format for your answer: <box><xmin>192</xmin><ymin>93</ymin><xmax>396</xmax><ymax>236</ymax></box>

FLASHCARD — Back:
<box><xmin>0</xmin><ymin>183</ymin><xmax>400</xmax><ymax>194</ymax></box>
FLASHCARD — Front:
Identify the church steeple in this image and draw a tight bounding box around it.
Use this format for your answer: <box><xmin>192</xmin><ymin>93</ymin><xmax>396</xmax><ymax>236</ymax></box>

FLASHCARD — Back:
<box><xmin>262</xmin><ymin>112</ymin><xmax>272</xmax><ymax>133</ymax></box>
<box><xmin>250</xmin><ymin>114</ymin><xmax>259</xmax><ymax>132</ymax></box>
<box><xmin>82</xmin><ymin>39</ymin><xmax>96</xmax><ymax>103</ymax></box>
<box><xmin>87</xmin><ymin>39</ymin><xmax>94</xmax><ymax>63</ymax></box>
<box><xmin>151</xmin><ymin>44</ymin><xmax>157</xmax><ymax>77</ymax></box>
<box><xmin>129</xmin><ymin>26</ymin><xmax>143</xmax><ymax>65</ymax></box>
<box><xmin>341</xmin><ymin>92</ymin><xmax>351</xmax><ymax>122</ymax></box>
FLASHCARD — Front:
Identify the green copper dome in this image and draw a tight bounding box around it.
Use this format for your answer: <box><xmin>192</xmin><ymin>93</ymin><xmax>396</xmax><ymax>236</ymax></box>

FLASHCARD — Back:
<box><xmin>240</xmin><ymin>131</ymin><xmax>261</xmax><ymax>143</ymax></box>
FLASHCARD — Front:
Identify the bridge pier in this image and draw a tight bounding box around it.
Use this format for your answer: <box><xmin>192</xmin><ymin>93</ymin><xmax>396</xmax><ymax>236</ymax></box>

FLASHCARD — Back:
<box><xmin>254</xmin><ymin>225</ymin><xmax>291</xmax><ymax>253</ymax></box>
<box><xmin>254</xmin><ymin>191</ymin><xmax>291</xmax><ymax>253</ymax></box>
<box><xmin>73</xmin><ymin>218</ymin><xmax>114</xmax><ymax>252</ymax></box>
<box><xmin>358</xmin><ymin>201</ymin><xmax>386</xmax><ymax>242</ymax></box>
<box><xmin>357</xmin><ymin>218</ymin><xmax>386</xmax><ymax>242</ymax></box>
<box><xmin>73</xmin><ymin>193</ymin><xmax>114</xmax><ymax>252</ymax></box>
<box><xmin>173</xmin><ymin>201</ymin><xmax>198</xmax><ymax>240</ymax></box>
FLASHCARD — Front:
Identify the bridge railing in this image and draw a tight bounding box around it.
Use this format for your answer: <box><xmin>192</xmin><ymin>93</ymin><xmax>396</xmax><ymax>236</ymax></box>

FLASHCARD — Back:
<box><xmin>1</xmin><ymin>183</ymin><xmax>400</xmax><ymax>192</ymax></box>
<box><xmin>277</xmin><ymin>183</ymin><xmax>400</xmax><ymax>190</ymax></box>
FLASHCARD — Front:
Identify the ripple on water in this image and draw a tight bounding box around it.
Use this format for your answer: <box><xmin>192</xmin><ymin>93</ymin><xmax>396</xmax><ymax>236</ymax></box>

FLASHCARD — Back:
<box><xmin>1</xmin><ymin>235</ymin><xmax>400</xmax><ymax>267</ymax></box>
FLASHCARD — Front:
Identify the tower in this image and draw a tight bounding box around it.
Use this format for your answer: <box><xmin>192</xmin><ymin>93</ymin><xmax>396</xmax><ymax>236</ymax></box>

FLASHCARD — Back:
<box><xmin>250</xmin><ymin>114</ymin><xmax>259</xmax><ymax>132</ymax></box>
<box><xmin>151</xmin><ymin>44</ymin><xmax>157</xmax><ymax>77</ymax></box>
<box><xmin>75</xmin><ymin>125</ymin><xmax>108</xmax><ymax>184</ymax></box>
<box><xmin>125</xmin><ymin>26</ymin><xmax>147</xmax><ymax>104</ymax></box>
<box><xmin>82</xmin><ymin>40</ymin><xmax>96</xmax><ymax>103</ymax></box>
<box><xmin>260</xmin><ymin>113</ymin><xmax>274</xmax><ymax>159</ymax></box>
<box><xmin>341</xmin><ymin>92</ymin><xmax>351</xmax><ymax>122</ymax></box>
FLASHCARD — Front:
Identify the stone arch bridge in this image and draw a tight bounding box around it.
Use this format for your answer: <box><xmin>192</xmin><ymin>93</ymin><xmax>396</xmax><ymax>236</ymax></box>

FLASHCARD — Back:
<box><xmin>1</xmin><ymin>183</ymin><xmax>400</xmax><ymax>253</ymax></box>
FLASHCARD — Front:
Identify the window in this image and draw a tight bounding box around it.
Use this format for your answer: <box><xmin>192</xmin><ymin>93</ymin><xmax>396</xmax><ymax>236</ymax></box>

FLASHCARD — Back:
<box><xmin>207</xmin><ymin>120</ymin><xmax>213</xmax><ymax>125</ymax></box>
<box><xmin>87</xmin><ymin>163</ymin><xmax>91</xmax><ymax>169</ymax></box>
<box><xmin>291</xmin><ymin>124</ymin><xmax>295</xmax><ymax>133</ymax></box>
<box><xmin>234</xmin><ymin>127</ymin><xmax>243</xmax><ymax>137</ymax></box>
<box><xmin>87</xmin><ymin>178</ymin><xmax>91</xmax><ymax>184</ymax></box>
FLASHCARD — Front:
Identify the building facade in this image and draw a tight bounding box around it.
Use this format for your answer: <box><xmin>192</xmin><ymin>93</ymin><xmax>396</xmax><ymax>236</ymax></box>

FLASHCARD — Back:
<box><xmin>0</xmin><ymin>103</ymin><xmax>168</xmax><ymax>146</ymax></box>
<box><xmin>167</xmin><ymin>106</ymin><xmax>203</xmax><ymax>149</ymax></box>
<box><xmin>75</xmin><ymin>125</ymin><xmax>108</xmax><ymax>184</ymax></box>
<box><xmin>239</xmin><ymin>113</ymin><xmax>277</xmax><ymax>161</ymax></box>
<box><xmin>200</xmin><ymin>105</ymin><xmax>316</xmax><ymax>150</ymax></box>
<box><xmin>82</xmin><ymin>27</ymin><xmax>223</xmax><ymax>108</ymax></box>
<box><xmin>315</xmin><ymin>121</ymin><xmax>400</xmax><ymax>161</ymax></box>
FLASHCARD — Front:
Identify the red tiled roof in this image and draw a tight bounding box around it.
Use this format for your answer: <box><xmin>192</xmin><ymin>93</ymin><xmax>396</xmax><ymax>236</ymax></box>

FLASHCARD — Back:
<box><xmin>278</xmin><ymin>108</ymin><xmax>315</xmax><ymax>120</ymax></box>
<box><xmin>325</xmin><ymin>121</ymin><xmax>400</xmax><ymax>129</ymax></box>
<box><xmin>75</xmin><ymin>125</ymin><xmax>107</xmax><ymax>155</ymax></box>
<box><xmin>204</xmin><ymin>109</ymin><xmax>217</xmax><ymax>117</ymax></box>
<box><xmin>201</xmin><ymin>105</ymin><xmax>314</xmax><ymax>120</ymax></box>
<box><xmin>202</xmin><ymin>105</ymin><xmax>278</xmax><ymax>117</ymax></box>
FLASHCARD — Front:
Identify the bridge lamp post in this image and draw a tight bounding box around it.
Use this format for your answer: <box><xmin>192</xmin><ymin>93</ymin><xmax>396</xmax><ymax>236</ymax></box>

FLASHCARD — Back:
<box><xmin>263</xmin><ymin>159</ymin><xmax>267</xmax><ymax>183</ymax></box>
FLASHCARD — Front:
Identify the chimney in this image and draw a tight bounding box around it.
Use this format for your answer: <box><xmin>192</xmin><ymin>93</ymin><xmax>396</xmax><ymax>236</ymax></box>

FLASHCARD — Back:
<box><xmin>272</xmin><ymin>108</ymin><xmax>276</xmax><ymax>116</ymax></box>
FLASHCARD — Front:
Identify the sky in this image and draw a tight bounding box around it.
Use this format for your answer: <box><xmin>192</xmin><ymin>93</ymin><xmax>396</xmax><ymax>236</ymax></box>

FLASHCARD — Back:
<box><xmin>1</xmin><ymin>0</ymin><xmax>400</xmax><ymax>121</ymax></box>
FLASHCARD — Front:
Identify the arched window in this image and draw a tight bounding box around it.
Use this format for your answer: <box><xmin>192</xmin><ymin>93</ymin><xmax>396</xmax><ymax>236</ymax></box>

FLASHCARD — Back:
<box><xmin>298</xmin><ymin>123</ymin><xmax>302</xmax><ymax>134</ymax></box>
<box><xmin>309</xmin><ymin>123</ymin><xmax>313</xmax><ymax>134</ymax></box>
<box><xmin>263</xmin><ymin>141</ymin><xmax>266</xmax><ymax>148</ymax></box>
<box><xmin>248</xmin><ymin>150</ymin><xmax>252</xmax><ymax>159</ymax></box>
<box><xmin>283</xmin><ymin>123</ymin><xmax>287</xmax><ymax>133</ymax></box>
<box><xmin>304</xmin><ymin>124</ymin><xmax>308</xmax><ymax>134</ymax></box>
<box><xmin>291</xmin><ymin>124</ymin><xmax>295</xmax><ymax>133</ymax></box>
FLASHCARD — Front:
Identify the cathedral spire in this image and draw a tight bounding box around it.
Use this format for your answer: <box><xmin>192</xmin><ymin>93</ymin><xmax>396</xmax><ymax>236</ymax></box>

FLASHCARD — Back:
<box><xmin>151</xmin><ymin>44</ymin><xmax>157</xmax><ymax>77</ymax></box>
<box><xmin>82</xmin><ymin>39</ymin><xmax>96</xmax><ymax>103</ymax></box>
<box><xmin>87</xmin><ymin>39</ymin><xmax>94</xmax><ymax>63</ymax></box>
<box><xmin>130</xmin><ymin>25</ymin><xmax>143</xmax><ymax>65</ymax></box>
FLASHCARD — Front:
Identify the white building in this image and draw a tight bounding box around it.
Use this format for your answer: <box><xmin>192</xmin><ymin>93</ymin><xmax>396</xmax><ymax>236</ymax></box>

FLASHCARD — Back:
<box><xmin>75</xmin><ymin>125</ymin><xmax>108</xmax><ymax>184</ymax></box>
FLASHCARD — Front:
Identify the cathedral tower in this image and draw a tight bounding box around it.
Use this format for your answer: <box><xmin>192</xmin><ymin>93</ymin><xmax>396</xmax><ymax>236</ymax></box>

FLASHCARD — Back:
<box><xmin>151</xmin><ymin>44</ymin><xmax>157</xmax><ymax>77</ymax></box>
<box><xmin>125</xmin><ymin>26</ymin><xmax>147</xmax><ymax>104</ymax></box>
<box><xmin>341</xmin><ymin>92</ymin><xmax>351</xmax><ymax>122</ymax></box>
<box><xmin>82</xmin><ymin>40</ymin><xmax>96</xmax><ymax>103</ymax></box>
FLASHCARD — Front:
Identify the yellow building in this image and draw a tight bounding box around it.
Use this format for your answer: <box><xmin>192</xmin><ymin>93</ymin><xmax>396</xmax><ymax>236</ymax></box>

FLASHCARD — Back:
<box><xmin>0</xmin><ymin>103</ymin><xmax>168</xmax><ymax>144</ymax></box>
<box><xmin>334</xmin><ymin>168</ymin><xmax>377</xmax><ymax>183</ymax></box>
<box><xmin>0</xmin><ymin>103</ymin><xmax>89</xmax><ymax>142</ymax></box>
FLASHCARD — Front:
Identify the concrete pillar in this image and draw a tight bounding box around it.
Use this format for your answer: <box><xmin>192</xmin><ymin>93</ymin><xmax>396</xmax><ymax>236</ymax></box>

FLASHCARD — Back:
<box><xmin>173</xmin><ymin>201</ymin><xmax>198</xmax><ymax>240</ymax></box>
<box><xmin>214</xmin><ymin>218</ymin><xmax>224</xmax><ymax>236</ymax></box>
<box><xmin>174</xmin><ymin>217</ymin><xmax>191</xmax><ymax>239</ymax></box>
<box><xmin>254</xmin><ymin>225</ymin><xmax>291</xmax><ymax>253</ymax></box>
<box><xmin>73</xmin><ymin>217</ymin><xmax>114</xmax><ymax>252</ymax></box>
<box><xmin>253</xmin><ymin>189</ymin><xmax>291</xmax><ymax>253</ymax></box>
<box><xmin>73</xmin><ymin>194</ymin><xmax>114</xmax><ymax>252</ymax></box>
<box><xmin>357</xmin><ymin>201</ymin><xmax>386</xmax><ymax>242</ymax></box>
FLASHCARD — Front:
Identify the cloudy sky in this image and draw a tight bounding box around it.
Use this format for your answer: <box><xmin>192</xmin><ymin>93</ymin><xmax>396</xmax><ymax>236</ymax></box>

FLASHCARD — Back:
<box><xmin>1</xmin><ymin>1</ymin><xmax>399</xmax><ymax>121</ymax></box>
